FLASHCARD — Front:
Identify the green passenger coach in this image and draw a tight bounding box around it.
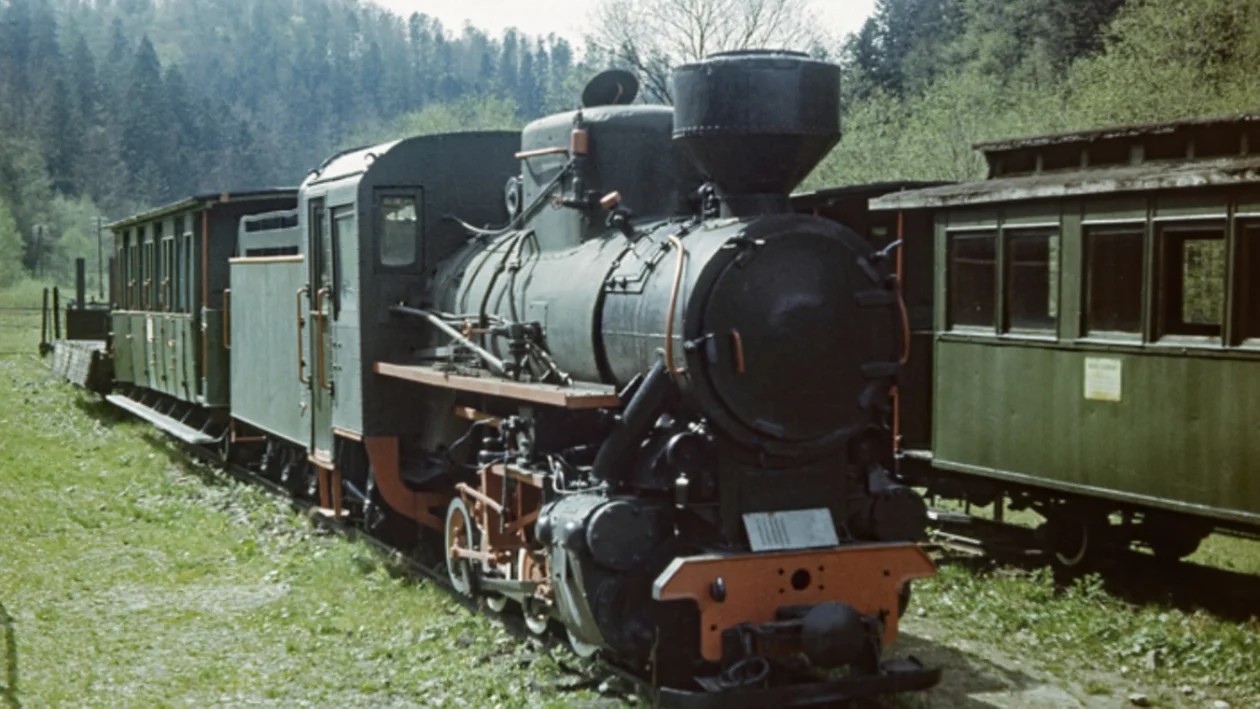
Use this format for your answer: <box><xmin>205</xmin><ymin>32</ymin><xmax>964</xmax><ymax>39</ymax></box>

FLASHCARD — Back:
<box><xmin>872</xmin><ymin>115</ymin><xmax>1260</xmax><ymax>563</ymax></box>
<box><xmin>107</xmin><ymin>190</ymin><xmax>297</xmax><ymax>437</ymax></box>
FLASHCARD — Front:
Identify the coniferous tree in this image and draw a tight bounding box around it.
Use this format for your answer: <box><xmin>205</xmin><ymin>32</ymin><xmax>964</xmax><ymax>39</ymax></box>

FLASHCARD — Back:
<box><xmin>531</xmin><ymin>41</ymin><xmax>549</xmax><ymax>115</ymax></box>
<box><xmin>162</xmin><ymin>65</ymin><xmax>197</xmax><ymax>198</ymax></box>
<box><xmin>44</xmin><ymin>77</ymin><xmax>79</xmax><ymax>193</ymax></box>
<box><xmin>517</xmin><ymin>45</ymin><xmax>538</xmax><ymax>117</ymax></box>
<box><xmin>121</xmin><ymin>36</ymin><xmax>169</xmax><ymax>200</ymax></box>
<box><xmin>0</xmin><ymin>197</ymin><xmax>27</xmax><ymax>288</ymax></box>
<box><xmin>499</xmin><ymin>30</ymin><xmax>519</xmax><ymax>98</ymax></box>
<box><xmin>0</xmin><ymin>0</ymin><xmax>34</xmax><ymax>130</ymax></box>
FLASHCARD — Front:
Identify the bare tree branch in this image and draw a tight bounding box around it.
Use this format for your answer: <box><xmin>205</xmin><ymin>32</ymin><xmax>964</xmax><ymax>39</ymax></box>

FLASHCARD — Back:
<box><xmin>588</xmin><ymin>0</ymin><xmax>820</xmax><ymax>103</ymax></box>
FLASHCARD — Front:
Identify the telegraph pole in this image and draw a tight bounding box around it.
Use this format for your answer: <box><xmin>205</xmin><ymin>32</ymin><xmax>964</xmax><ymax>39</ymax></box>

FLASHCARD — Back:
<box><xmin>95</xmin><ymin>216</ymin><xmax>104</xmax><ymax>300</ymax></box>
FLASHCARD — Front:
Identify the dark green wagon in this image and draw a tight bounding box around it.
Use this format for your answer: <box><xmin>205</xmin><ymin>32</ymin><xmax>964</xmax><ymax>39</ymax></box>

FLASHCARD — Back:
<box><xmin>872</xmin><ymin>114</ymin><xmax>1260</xmax><ymax>563</ymax></box>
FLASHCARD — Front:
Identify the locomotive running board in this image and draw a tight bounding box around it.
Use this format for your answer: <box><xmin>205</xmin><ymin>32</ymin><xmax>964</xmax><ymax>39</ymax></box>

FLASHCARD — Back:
<box><xmin>106</xmin><ymin>394</ymin><xmax>217</xmax><ymax>445</ymax></box>
<box><xmin>373</xmin><ymin>362</ymin><xmax>620</xmax><ymax>409</ymax></box>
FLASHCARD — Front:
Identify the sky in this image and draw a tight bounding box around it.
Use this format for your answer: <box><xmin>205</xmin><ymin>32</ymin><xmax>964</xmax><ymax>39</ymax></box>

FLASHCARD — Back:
<box><xmin>371</xmin><ymin>0</ymin><xmax>877</xmax><ymax>47</ymax></box>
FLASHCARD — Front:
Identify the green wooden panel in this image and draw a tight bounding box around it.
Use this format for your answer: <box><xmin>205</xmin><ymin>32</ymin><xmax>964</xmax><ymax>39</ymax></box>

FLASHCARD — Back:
<box><xmin>141</xmin><ymin>314</ymin><xmax>154</xmax><ymax>390</ymax></box>
<box><xmin>947</xmin><ymin>208</ymin><xmax>999</xmax><ymax>229</ymax></box>
<box><xmin>158</xmin><ymin>315</ymin><xmax>196</xmax><ymax>403</ymax></box>
<box><xmin>1082</xmin><ymin>196</ymin><xmax>1147</xmax><ymax>222</ymax></box>
<box><xmin>1059</xmin><ymin>209</ymin><xmax>1082</xmax><ymax>341</ymax></box>
<box><xmin>179</xmin><ymin>316</ymin><xmax>194</xmax><ymax>401</ymax></box>
<box><xmin>933</xmin><ymin>218</ymin><xmax>948</xmax><ymax>331</ymax></box>
<box><xmin>933</xmin><ymin>339</ymin><xmax>1260</xmax><ymax>523</ymax></box>
<box><xmin>1237</xmin><ymin>192</ymin><xmax>1260</xmax><ymax>214</ymax></box>
<box><xmin>1153</xmin><ymin>192</ymin><xmax>1228</xmax><ymax>219</ymax></box>
<box><xmin>165</xmin><ymin>315</ymin><xmax>179</xmax><ymax>396</ymax></box>
<box><xmin>150</xmin><ymin>315</ymin><xmax>163</xmax><ymax>393</ymax></box>
<box><xmin>331</xmin><ymin>323</ymin><xmax>362</xmax><ymax>434</ymax></box>
<box><xmin>111</xmin><ymin>314</ymin><xmax>134</xmax><ymax>383</ymax></box>
<box><xmin>156</xmin><ymin>315</ymin><xmax>173</xmax><ymax>396</ymax></box>
<box><xmin>331</xmin><ymin>212</ymin><xmax>362</xmax><ymax>435</ymax></box>
<box><xmin>202</xmin><ymin>309</ymin><xmax>229</xmax><ymax>407</ymax></box>
<box><xmin>1002</xmin><ymin>203</ymin><xmax>1061</xmax><ymax>225</ymax></box>
<box><xmin>170</xmin><ymin>316</ymin><xmax>183</xmax><ymax>399</ymax></box>
<box><xmin>228</xmin><ymin>261</ymin><xmax>308</xmax><ymax>443</ymax></box>
<box><xmin>131</xmin><ymin>314</ymin><xmax>148</xmax><ymax>388</ymax></box>
<box><xmin>155</xmin><ymin>315</ymin><xmax>169</xmax><ymax>393</ymax></box>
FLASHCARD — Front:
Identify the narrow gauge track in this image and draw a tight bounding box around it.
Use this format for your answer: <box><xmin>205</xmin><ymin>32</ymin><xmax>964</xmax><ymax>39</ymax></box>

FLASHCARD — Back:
<box><xmin>177</xmin><ymin>439</ymin><xmax>654</xmax><ymax>706</ymax></box>
<box><xmin>926</xmin><ymin>515</ymin><xmax>1260</xmax><ymax>623</ymax></box>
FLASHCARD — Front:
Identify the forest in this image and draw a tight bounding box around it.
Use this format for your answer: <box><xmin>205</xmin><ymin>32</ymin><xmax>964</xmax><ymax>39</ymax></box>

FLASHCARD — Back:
<box><xmin>0</xmin><ymin>0</ymin><xmax>1257</xmax><ymax>292</ymax></box>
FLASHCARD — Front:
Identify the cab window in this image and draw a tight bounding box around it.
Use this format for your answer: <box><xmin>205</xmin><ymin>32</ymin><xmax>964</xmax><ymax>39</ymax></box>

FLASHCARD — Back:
<box><xmin>379</xmin><ymin>195</ymin><xmax>419</xmax><ymax>268</ymax></box>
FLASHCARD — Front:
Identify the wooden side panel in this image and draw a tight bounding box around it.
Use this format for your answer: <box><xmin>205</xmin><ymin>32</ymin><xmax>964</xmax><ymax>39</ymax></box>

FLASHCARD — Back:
<box><xmin>169</xmin><ymin>315</ymin><xmax>195</xmax><ymax>403</ymax></box>
<box><xmin>229</xmin><ymin>260</ymin><xmax>308</xmax><ymax>444</ymax></box>
<box><xmin>201</xmin><ymin>309</ymin><xmax>229</xmax><ymax>407</ymax></box>
<box><xmin>111</xmin><ymin>313</ymin><xmax>134</xmax><ymax>384</ymax></box>
<box><xmin>933</xmin><ymin>340</ymin><xmax>1260</xmax><ymax>524</ymax></box>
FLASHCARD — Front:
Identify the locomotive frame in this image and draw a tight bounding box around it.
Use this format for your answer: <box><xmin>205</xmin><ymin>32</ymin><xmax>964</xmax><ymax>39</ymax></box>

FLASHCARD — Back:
<box><xmin>873</xmin><ymin>114</ymin><xmax>1260</xmax><ymax>565</ymax></box>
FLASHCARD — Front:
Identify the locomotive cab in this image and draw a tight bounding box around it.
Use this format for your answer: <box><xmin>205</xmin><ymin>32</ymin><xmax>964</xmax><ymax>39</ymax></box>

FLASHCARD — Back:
<box><xmin>223</xmin><ymin>133</ymin><xmax>519</xmax><ymax>516</ymax></box>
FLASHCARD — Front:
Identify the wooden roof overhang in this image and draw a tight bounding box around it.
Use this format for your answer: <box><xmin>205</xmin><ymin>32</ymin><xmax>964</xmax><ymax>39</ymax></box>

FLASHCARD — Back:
<box><xmin>106</xmin><ymin>188</ymin><xmax>298</xmax><ymax>231</ymax></box>
<box><xmin>870</xmin><ymin>154</ymin><xmax>1260</xmax><ymax>211</ymax></box>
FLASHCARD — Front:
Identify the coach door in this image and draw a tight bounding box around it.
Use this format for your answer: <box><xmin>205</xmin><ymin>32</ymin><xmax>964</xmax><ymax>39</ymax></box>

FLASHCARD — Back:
<box><xmin>307</xmin><ymin>198</ymin><xmax>335</xmax><ymax>462</ymax></box>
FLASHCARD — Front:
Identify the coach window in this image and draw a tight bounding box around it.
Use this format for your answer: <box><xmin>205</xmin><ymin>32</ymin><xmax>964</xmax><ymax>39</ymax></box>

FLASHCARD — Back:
<box><xmin>154</xmin><ymin>222</ymin><xmax>165</xmax><ymax>310</ymax></box>
<box><xmin>1239</xmin><ymin>221</ymin><xmax>1260</xmax><ymax>343</ymax></box>
<box><xmin>162</xmin><ymin>231</ymin><xmax>174</xmax><ymax>312</ymax></box>
<box><xmin>948</xmin><ymin>230</ymin><xmax>997</xmax><ymax>330</ymax></box>
<box><xmin>1157</xmin><ymin>223</ymin><xmax>1226</xmax><ymax>339</ymax></box>
<box><xmin>174</xmin><ymin>217</ymin><xmax>184</xmax><ymax>312</ymax></box>
<box><xmin>379</xmin><ymin>196</ymin><xmax>418</xmax><ymax>267</ymax></box>
<box><xmin>1004</xmin><ymin>228</ymin><xmax>1058</xmax><ymax>334</ymax></box>
<box><xmin>1084</xmin><ymin>226</ymin><xmax>1145</xmax><ymax>336</ymax></box>
<box><xmin>120</xmin><ymin>231</ymin><xmax>131</xmax><ymax>309</ymax></box>
<box><xmin>183</xmin><ymin>230</ymin><xmax>193</xmax><ymax>312</ymax></box>
<box><xmin>138</xmin><ymin>227</ymin><xmax>149</xmax><ymax>309</ymax></box>
<box><xmin>129</xmin><ymin>234</ymin><xmax>140</xmax><ymax>309</ymax></box>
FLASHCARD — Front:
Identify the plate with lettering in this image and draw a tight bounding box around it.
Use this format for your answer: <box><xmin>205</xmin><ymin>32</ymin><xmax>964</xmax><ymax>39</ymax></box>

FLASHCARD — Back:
<box><xmin>742</xmin><ymin>508</ymin><xmax>839</xmax><ymax>552</ymax></box>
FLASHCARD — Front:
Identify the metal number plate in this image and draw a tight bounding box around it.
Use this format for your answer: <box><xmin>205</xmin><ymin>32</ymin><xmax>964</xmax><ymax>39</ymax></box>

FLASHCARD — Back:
<box><xmin>742</xmin><ymin>508</ymin><xmax>839</xmax><ymax>552</ymax></box>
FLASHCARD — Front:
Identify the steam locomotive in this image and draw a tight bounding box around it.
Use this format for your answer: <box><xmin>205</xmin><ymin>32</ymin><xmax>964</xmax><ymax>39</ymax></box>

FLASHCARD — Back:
<box><xmin>81</xmin><ymin>50</ymin><xmax>938</xmax><ymax>704</ymax></box>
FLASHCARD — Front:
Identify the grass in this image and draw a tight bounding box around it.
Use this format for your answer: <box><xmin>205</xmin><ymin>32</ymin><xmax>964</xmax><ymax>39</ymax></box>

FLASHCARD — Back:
<box><xmin>906</xmin><ymin>564</ymin><xmax>1259</xmax><ymax>702</ymax></box>
<box><xmin>906</xmin><ymin>498</ymin><xmax>1260</xmax><ymax>706</ymax></box>
<box><xmin>0</xmin><ymin>284</ymin><xmax>611</xmax><ymax>707</ymax></box>
<box><xmin>0</xmin><ymin>280</ymin><xmax>51</xmax><ymax>358</ymax></box>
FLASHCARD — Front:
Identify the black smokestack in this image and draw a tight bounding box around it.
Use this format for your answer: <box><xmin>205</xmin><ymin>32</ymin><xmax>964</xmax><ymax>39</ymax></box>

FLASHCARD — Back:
<box><xmin>672</xmin><ymin>50</ymin><xmax>841</xmax><ymax>216</ymax></box>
